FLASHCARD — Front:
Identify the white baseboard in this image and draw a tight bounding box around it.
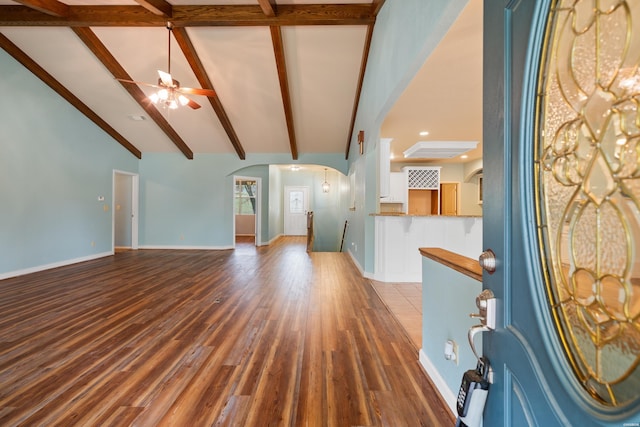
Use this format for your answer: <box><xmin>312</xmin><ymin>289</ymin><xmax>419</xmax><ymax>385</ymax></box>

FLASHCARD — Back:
<box><xmin>370</xmin><ymin>271</ymin><xmax>422</xmax><ymax>283</ymax></box>
<box><xmin>419</xmin><ymin>349</ymin><xmax>457</xmax><ymax>416</ymax></box>
<box><xmin>263</xmin><ymin>234</ymin><xmax>282</xmax><ymax>246</ymax></box>
<box><xmin>346</xmin><ymin>249</ymin><xmax>365</xmax><ymax>273</ymax></box>
<box><xmin>0</xmin><ymin>251</ymin><xmax>112</xmax><ymax>281</ymax></box>
<box><xmin>138</xmin><ymin>245</ymin><xmax>234</xmax><ymax>250</ymax></box>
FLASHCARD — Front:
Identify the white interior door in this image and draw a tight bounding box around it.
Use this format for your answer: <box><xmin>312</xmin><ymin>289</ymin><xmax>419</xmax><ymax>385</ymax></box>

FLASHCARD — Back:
<box><xmin>284</xmin><ymin>186</ymin><xmax>309</xmax><ymax>236</ymax></box>
<box><xmin>113</xmin><ymin>170</ymin><xmax>138</xmax><ymax>250</ymax></box>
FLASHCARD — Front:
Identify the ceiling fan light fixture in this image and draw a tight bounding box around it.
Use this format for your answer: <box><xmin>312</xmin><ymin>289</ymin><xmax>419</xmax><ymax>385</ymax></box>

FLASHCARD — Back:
<box><xmin>178</xmin><ymin>94</ymin><xmax>189</xmax><ymax>106</ymax></box>
<box><xmin>158</xmin><ymin>88</ymin><xmax>169</xmax><ymax>101</ymax></box>
<box><xmin>149</xmin><ymin>93</ymin><xmax>159</xmax><ymax>104</ymax></box>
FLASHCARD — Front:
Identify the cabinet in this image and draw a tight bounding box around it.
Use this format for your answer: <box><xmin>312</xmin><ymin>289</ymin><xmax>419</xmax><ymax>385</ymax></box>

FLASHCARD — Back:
<box><xmin>380</xmin><ymin>172</ymin><xmax>405</xmax><ymax>204</ymax></box>
<box><xmin>405</xmin><ymin>166</ymin><xmax>441</xmax><ymax>215</ymax></box>
<box><xmin>380</xmin><ymin>172</ymin><xmax>406</xmax><ymax>204</ymax></box>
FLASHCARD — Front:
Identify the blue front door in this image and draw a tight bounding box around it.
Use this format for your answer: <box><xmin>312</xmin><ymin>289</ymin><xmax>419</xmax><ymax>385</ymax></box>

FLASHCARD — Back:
<box><xmin>483</xmin><ymin>1</ymin><xmax>640</xmax><ymax>425</ymax></box>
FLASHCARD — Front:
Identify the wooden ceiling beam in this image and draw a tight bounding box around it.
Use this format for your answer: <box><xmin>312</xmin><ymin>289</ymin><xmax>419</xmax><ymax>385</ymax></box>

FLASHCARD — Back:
<box><xmin>134</xmin><ymin>0</ymin><xmax>173</xmax><ymax>18</ymax></box>
<box><xmin>0</xmin><ymin>32</ymin><xmax>142</xmax><ymax>159</ymax></box>
<box><xmin>172</xmin><ymin>27</ymin><xmax>246</xmax><ymax>160</ymax></box>
<box><xmin>257</xmin><ymin>0</ymin><xmax>277</xmax><ymax>17</ymax></box>
<box><xmin>71</xmin><ymin>27</ymin><xmax>194</xmax><ymax>160</ymax></box>
<box><xmin>270</xmin><ymin>26</ymin><xmax>298</xmax><ymax>160</ymax></box>
<box><xmin>345</xmin><ymin>23</ymin><xmax>374</xmax><ymax>160</ymax></box>
<box><xmin>13</xmin><ymin>0</ymin><xmax>68</xmax><ymax>18</ymax></box>
<box><xmin>371</xmin><ymin>0</ymin><xmax>386</xmax><ymax>15</ymax></box>
<box><xmin>0</xmin><ymin>4</ymin><xmax>375</xmax><ymax>26</ymax></box>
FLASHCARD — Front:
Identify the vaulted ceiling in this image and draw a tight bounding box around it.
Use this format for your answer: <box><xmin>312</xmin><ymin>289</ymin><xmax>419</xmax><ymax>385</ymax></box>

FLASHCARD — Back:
<box><xmin>0</xmin><ymin>0</ymin><xmax>383</xmax><ymax>160</ymax></box>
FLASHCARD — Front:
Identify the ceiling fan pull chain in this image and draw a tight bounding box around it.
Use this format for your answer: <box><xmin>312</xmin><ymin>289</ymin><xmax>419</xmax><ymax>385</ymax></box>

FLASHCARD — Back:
<box><xmin>167</xmin><ymin>22</ymin><xmax>171</xmax><ymax>75</ymax></box>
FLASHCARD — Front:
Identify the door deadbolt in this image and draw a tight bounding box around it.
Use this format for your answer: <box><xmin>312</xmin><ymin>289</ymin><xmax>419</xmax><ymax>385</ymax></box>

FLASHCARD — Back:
<box><xmin>478</xmin><ymin>249</ymin><xmax>497</xmax><ymax>274</ymax></box>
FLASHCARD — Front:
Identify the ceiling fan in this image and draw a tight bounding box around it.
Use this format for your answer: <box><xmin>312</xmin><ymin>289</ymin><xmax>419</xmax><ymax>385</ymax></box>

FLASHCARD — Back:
<box><xmin>117</xmin><ymin>23</ymin><xmax>216</xmax><ymax>110</ymax></box>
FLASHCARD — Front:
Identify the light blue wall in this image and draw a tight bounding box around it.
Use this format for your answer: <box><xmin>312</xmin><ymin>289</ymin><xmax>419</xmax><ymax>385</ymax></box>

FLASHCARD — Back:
<box><xmin>1</xmin><ymin>0</ymin><xmax>472</xmax><ymax>277</ymax></box>
<box><xmin>345</xmin><ymin>0</ymin><xmax>470</xmax><ymax>274</ymax></box>
<box><xmin>268</xmin><ymin>165</ymin><xmax>283</xmax><ymax>243</ymax></box>
<box><xmin>0</xmin><ymin>43</ymin><xmax>348</xmax><ymax>275</ymax></box>
<box><xmin>422</xmin><ymin>256</ymin><xmax>482</xmax><ymax>406</ymax></box>
<box><xmin>280</xmin><ymin>168</ymin><xmax>349</xmax><ymax>252</ymax></box>
<box><xmin>138</xmin><ymin>153</ymin><xmax>347</xmax><ymax>249</ymax></box>
<box><xmin>0</xmin><ymin>49</ymin><xmax>138</xmax><ymax>277</ymax></box>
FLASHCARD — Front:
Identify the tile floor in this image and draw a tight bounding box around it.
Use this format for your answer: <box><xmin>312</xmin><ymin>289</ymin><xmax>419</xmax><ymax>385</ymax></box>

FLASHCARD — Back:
<box><xmin>370</xmin><ymin>280</ymin><xmax>422</xmax><ymax>349</ymax></box>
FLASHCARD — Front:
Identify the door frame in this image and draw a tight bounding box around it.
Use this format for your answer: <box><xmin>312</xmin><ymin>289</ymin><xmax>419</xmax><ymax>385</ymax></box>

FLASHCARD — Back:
<box><xmin>112</xmin><ymin>170</ymin><xmax>139</xmax><ymax>251</ymax></box>
<box><xmin>439</xmin><ymin>181</ymin><xmax>458</xmax><ymax>216</ymax></box>
<box><xmin>233</xmin><ymin>175</ymin><xmax>261</xmax><ymax>247</ymax></box>
<box><xmin>284</xmin><ymin>185</ymin><xmax>310</xmax><ymax>236</ymax></box>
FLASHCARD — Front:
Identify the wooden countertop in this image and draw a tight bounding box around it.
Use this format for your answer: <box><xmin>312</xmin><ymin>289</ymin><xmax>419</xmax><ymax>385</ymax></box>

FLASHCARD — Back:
<box><xmin>419</xmin><ymin>247</ymin><xmax>482</xmax><ymax>281</ymax></box>
<box><xmin>371</xmin><ymin>213</ymin><xmax>482</xmax><ymax>218</ymax></box>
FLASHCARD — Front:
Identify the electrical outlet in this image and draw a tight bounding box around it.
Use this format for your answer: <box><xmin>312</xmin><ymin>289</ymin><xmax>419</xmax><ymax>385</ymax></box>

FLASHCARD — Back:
<box><xmin>445</xmin><ymin>339</ymin><xmax>459</xmax><ymax>365</ymax></box>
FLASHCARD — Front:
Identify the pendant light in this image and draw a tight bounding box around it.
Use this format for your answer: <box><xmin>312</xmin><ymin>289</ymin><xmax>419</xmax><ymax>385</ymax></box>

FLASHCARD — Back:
<box><xmin>322</xmin><ymin>168</ymin><xmax>330</xmax><ymax>193</ymax></box>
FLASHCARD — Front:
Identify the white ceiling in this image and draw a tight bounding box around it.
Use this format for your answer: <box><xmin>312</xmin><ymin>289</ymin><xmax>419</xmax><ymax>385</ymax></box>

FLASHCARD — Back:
<box><xmin>381</xmin><ymin>0</ymin><xmax>483</xmax><ymax>164</ymax></box>
<box><xmin>0</xmin><ymin>0</ymin><xmax>482</xmax><ymax>164</ymax></box>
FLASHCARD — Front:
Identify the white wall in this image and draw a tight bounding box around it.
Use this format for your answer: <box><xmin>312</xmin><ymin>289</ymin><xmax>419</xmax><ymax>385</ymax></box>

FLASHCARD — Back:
<box><xmin>235</xmin><ymin>215</ymin><xmax>255</xmax><ymax>236</ymax></box>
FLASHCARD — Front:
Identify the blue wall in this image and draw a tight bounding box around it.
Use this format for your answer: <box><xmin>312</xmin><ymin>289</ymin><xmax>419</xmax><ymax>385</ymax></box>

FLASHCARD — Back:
<box><xmin>0</xmin><ymin>44</ymin><xmax>349</xmax><ymax>277</ymax></box>
<box><xmin>138</xmin><ymin>154</ymin><xmax>347</xmax><ymax>249</ymax></box>
<box><xmin>0</xmin><ymin>49</ymin><xmax>138</xmax><ymax>277</ymax></box>
<box><xmin>422</xmin><ymin>256</ymin><xmax>483</xmax><ymax>412</ymax></box>
<box><xmin>1</xmin><ymin>0</ymin><xmax>471</xmax><ymax>278</ymax></box>
<box><xmin>345</xmin><ymin>0</ymin><xmax>470</xmax><ymax>275</ymax></box>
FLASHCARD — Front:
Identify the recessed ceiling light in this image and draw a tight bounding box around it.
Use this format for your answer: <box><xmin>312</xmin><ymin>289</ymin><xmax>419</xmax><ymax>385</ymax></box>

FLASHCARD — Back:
<box><xmin>389</xmin><ymin>153</ymin><xmax>395</xmax><ymax>159</ymax></box>
<box><xmin>461</xmin><ymin>154</ymin><xmax>468</xmax><ymax>159</ymax></box>
<box><xmin>290</xmin><ymin>165</ymin><xmax>300</xmax><ymax>171</ymax></box>
<box><xmin>419</xmin><ymin>131</ymin><xmax>429</xmax><ymax>136</ymax></box>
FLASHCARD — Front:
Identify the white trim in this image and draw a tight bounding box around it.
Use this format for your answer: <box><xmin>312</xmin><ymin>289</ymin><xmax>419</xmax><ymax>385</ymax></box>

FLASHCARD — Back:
<box><xmin>0</xmin><ymin>252</ymin><xmax>112</xmax><ymax>280</ymax></box>
<box><xmin>233</xmin><ymin>175</ymin><xmax>262</xmax><ymax>247</ymax></box>
<box><xmin>419</xmin><ymin>349</ymin><xmax>457</xmax><ymax>416</ymax></box>
<box><xmin>263</xmin><ymin>234</ymin><xmax>282</xmax><ymax>246</ymax></box>
<box><xmin>112</xmin><ymin>170</ymin><xmax>139</xmax><ymax>251</ymax></box>
<box><xmin>346</xmin><ymin>248</ymin><xmax>374</xmax><ymax>279</ymax></box>
<box><xmin>138</xmin><ymin>245</ymin><xmax>234</xmax><ymax>250</ymax></box>
<box><xmin>283</xmin><ymin>185</ymin><xmax>310</xmax><ymax>235</ymax></box>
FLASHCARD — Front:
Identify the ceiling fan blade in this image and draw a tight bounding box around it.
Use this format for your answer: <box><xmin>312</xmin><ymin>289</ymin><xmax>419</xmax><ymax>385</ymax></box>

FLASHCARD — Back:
<box><xmin>116</xmin><ymin>78</ymin><xmax>161</xmax><ymax>89</ymax></box>
<box><xmin>187</xmin><ymin>98</ymin><xmax>202</xmax><ymax>109</ymax></box>
<box><xmin>158</xmin><ymin>70</ymin><xmax>174</xmax><ymax>87</ymax></box>
<box><xmin>178</xmin><ymin>87</ymin><xmax>216</xmax><ymax>97</ymax></box>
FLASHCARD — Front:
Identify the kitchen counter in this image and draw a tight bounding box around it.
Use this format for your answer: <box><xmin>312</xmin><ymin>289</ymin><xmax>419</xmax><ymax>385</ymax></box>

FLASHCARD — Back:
<box><xmin>374</xmin><ymin>215</ymin><xmax>482</xmax><ymax>282</ymax></box>
<box><xmin>371</xmin><ymin>213</ymin><xmax>481</xmax><ymax>218</ymax></box>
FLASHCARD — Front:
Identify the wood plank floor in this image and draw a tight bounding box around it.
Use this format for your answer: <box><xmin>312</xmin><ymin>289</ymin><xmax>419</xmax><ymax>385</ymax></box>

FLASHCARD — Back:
<box><xmin>0</xmin><ymin>237</ymin><xmax>453</xmax><ymax>426</ymax></box>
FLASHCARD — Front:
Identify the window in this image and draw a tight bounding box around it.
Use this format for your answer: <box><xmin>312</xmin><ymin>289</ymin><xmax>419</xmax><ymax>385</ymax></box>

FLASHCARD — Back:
<box><xmin>234</xmin><ymin>180</ymin><xmax>257</xmax><ymax>214</ymax></box>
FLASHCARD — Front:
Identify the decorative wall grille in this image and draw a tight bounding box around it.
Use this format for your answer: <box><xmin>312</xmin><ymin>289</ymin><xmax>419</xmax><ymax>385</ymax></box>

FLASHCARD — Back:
<box><xmin>407</xmin><ymin>168</ymin><xmax>440</xmax><ymax>189</ymax></box>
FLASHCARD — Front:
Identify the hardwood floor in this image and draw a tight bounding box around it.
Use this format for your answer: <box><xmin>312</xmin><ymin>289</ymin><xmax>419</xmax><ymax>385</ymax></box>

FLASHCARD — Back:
<box><xmin>0</xmin><ymin>237</ymin><xmax>453</xmax><ymax>426</ymax></box>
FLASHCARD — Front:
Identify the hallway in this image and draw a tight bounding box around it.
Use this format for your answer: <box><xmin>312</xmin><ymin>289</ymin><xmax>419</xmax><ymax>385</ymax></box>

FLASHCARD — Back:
<box><xmin>0</xmin><ymin>237</ymin><xmax>452</xmax><ymax>426</ymax></box>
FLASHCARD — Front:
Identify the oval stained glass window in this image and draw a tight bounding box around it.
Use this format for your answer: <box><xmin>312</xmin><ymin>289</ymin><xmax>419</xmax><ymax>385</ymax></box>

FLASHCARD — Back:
<box><xmin>536</xmin><ymin>0</ymin><xmax>640</xmax><ymax>406</ymax></box>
